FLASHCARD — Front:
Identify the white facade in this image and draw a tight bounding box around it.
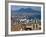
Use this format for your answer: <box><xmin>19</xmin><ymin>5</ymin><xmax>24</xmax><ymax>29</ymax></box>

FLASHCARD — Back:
<box><xmin>19</xmin><ymin>19</ymin><xmax>32</xmax><ymax>23</ymax></box>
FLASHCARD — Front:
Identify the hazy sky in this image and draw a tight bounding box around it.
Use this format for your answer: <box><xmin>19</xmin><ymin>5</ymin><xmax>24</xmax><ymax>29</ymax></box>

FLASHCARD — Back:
<box><xmin>11</xmin><ymin>5</ymin><xmax>41</xmax><ymax>11</ymax></box>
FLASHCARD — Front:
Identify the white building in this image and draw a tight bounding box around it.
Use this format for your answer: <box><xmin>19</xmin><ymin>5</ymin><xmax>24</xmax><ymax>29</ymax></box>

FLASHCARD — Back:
<box><xmin>19</xmin><ymin>18</ymin><xmax>32</xmax><ymax>23</ymax></box>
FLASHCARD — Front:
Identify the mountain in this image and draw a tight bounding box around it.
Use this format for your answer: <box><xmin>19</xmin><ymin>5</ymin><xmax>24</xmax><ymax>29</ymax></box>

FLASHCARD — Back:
<box><xmin>11</xmin><ymin>8</ymin><xmax>41</xmax><ymax>16</ymax></box>
<box><xmin>11</xmin><ymin>8</ymin><xmax>41</xmax><ymax>13</ymax></box>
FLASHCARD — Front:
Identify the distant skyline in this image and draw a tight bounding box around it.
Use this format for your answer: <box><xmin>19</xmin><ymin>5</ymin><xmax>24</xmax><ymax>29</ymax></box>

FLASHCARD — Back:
<box><xmin>11</xmin><ymin>5</ymin><xmax>41</xmax><ymax>12</ymax></box>
<box><xmin>11</xmin><ymin>5</ymin><xmax>41</xmax><ymax>20</ymax></box>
